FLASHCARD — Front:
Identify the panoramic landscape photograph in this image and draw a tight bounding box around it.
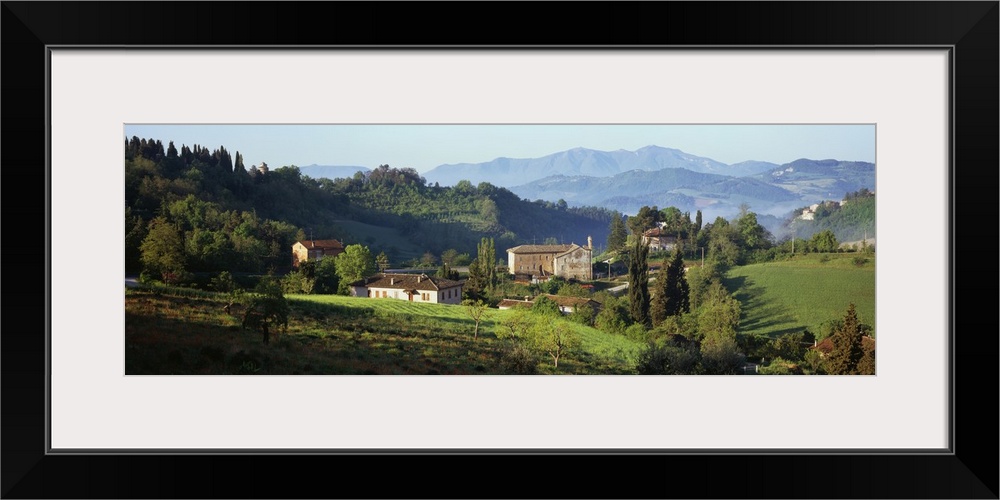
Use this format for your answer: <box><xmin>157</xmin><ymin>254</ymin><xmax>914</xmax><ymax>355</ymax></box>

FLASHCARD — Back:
<box><xmin>124</xmin><ymin>124</ymin><xmax>876</xmax><ymax>375</ymax></box>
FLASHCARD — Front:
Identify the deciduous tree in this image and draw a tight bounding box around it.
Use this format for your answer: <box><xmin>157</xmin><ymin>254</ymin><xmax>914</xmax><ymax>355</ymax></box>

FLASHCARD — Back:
<box><xmin>462</xmin><ymin>299</ymin><xmax>488</xmax><ymax>340</ymax></box>
<box><xmin>810</xmin><ymin>230</ymin><xmax>839</xmax><ymax>253</ymax></box>
<box><xmin>375</xmin><ymin>251</ymin><xmax>390</xmax><ymax>273</ymax></box>
<box><xmin>335</xmin><ymin>244</ymin><xmax>375</xmax><ymax>294</ymax></box>
<box><xmin>140</xmin><ymin>217</ymin><xmax>188</xmax><ymax>284</ymax></box>
<box><xmin>242</xmin><ymin>277</ymin><xmax>289</xmax><ymax>345</ymax></box>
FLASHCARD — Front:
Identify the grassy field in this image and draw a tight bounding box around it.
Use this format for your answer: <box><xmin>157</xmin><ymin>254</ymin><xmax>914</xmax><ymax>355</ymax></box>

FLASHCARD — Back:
<box><xmin>722</xmin><ymin>253</ymin><xmax>876</xmax><ymax>339</ymax></box>
<box><xmin>291</xmin><ymin>294</ymin><xmax>645</xmax><ymax>372</ymax></box>
<box><xmin>125</xmin><ymin>287</ymin><xmax>644</xmax><ymax>375</ymax></box>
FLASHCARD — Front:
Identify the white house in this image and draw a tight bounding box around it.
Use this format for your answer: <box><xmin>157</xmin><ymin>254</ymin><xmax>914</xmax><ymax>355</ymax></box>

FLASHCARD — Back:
<box><xmin>349</xmin><ymin>273</ymin><xmax>464</xmax><ymax>304</ymax></box>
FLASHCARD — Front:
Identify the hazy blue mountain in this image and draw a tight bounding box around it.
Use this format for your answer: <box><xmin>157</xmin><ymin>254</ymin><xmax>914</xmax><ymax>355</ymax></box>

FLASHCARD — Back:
<box><xmin>510</xmin><ymin>167</ymin><xmax>800</xmax><ymax>220</ymax></box>
<box><xmin>754</xmin><ymin>159</ymin><xmax>876</xmax><ymax>200</ymax></box>
<box><xmin>728</xmin><ymin>160</ymin><xmax>781</xmax><ymax>177</ymax></box>
<box><xmin>298</xmin><ymin>164</ymin><xmax>371</xmax><ymax>180</ymax></box>
<box><xmin>422</xmin><ymin>145</ymin><xmax>736</xmax><ymax>187</ymax></box>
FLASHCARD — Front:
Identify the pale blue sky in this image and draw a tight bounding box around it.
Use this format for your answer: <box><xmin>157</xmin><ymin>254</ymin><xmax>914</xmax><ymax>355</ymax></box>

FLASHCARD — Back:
<box><xmin>125</xmin><ymin>124</ymin><xmax>875</xmax><ymax>173</ymax></box>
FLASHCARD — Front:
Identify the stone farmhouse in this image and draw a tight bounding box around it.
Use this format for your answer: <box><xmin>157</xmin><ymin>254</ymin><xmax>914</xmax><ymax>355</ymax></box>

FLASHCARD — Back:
<box><xmin>497</xmin><ymin>294</ymin><xmax>601</xmax><ymax>315</ymax></box>
<box><xmin>348</xmin><ymin>273</ymin><xmax>464</xmax><ymax>305</ymax></box>
<box><xmin>292</xmin><ymin>239</ymin><xmax>344</xmax><ymax>268</ymax></box>
<box><xmin>506</xmin><ymin>237</ymin><xmax>593</xmax><ymax>281</ymax></box>
<box><xmin>641</xmin><ymin>227</ymin><xmax>678</xmax><ymax>252</ymax></box>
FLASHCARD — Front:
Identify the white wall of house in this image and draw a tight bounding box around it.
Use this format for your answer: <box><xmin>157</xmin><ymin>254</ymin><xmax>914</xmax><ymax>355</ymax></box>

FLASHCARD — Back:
<box><xmin>354</xmin><ymin>286</ymin><xmax>463</xmax><ymax>304</ymax></box>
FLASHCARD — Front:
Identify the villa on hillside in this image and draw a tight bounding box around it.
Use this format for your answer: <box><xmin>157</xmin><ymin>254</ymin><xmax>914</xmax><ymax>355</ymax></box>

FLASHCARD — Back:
<box><xmin>506</xmin><ymin>237</ymin><xmax>593</xmax><ymax>281</ymax></box>
<box><xmin>348</xmin><ymin>273</ymin><xmax>464</xmax><ymax>305</ymax></box>
<box><xmin>292</xmin><ymin>239</ymin><xmax>345</xmax><ymax>267</ymax></box>
<box><xmin>798</xmin><ymin>200</ymin><xmax>841</xmax><ymax>221</ymax></box>
<box><xmin>641</xmin><ymin>227</ymin><xmax>678</xmax><ymax>252</ymax></box>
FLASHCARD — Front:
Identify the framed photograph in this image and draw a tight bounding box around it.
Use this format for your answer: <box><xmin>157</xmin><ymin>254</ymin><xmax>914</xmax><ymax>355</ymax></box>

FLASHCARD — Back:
<box><xmin>4</xmin><ymin>2</ymin><xmax>996</xmax><ymax>498</ymax></box>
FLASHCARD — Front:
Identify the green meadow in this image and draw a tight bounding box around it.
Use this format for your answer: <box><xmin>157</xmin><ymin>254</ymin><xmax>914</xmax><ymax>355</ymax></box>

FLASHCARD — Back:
<box><xmin>125</xmin><ymin>287</ymin><xmax>643</xmax><ymax>375</ymax></box>
<box><xmin>722</xmin><ymin>253</ymin><xmax>876</xmax><ymax>339</ymax></box>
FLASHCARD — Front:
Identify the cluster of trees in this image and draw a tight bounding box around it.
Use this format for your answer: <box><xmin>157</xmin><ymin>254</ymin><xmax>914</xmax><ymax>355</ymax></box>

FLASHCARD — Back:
<box><xmin>603</xmin><ymin>203</ymin><xmax>773</xmax><ymax>268</ymax></box>
<box><xmin>464</xmin><ymin>238</ymin><xmax>503</xmax><ymax>301</ymax></box>
<box><xmin>126</xmin><ymin>137</ymin><xmax>613</xmax><ymax>276</ymax></box>
<box><xmin>131</xmin><ymin>195</ymin><xmax>301</xmax><ymax>284</ymax></box>
<box><xmin>280</xmin><ymin>244</ymin><xmax>376</xmax><ymax>296</ymax></box>
<box><xmin>606</xmin><ymin>197</ymin><xmax>877</xmax><ymax>275</ymax></box>
<box><xmin>819</xmin><ymin>303</ymin><xmax>876</xmax><ymax>375</ymax></box>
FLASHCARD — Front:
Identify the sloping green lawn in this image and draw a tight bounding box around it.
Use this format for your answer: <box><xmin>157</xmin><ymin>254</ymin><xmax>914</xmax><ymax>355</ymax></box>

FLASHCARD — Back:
<box><xmin>722</xmin><ymin>253</ymin><xmax>875</xmax><ymax>339</ymax></box>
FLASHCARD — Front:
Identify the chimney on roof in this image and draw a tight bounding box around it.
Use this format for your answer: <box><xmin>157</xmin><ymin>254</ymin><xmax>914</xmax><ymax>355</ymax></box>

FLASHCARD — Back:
<box><xmin>390</xmin><ymin>277</ymin><xmax>395</xmax><ymax>286</ymax></box>
<box><xmin>417</xmin><ymin>275</ymin><xmax>422</xmax><ymax>283</ymax></box>
<box><xmin>588</xmin><ymin>236</ymin><xmax>593</xmax><ymax>249</ymax></box>
<box><xmin>524</xmin><ymin>296</ymin><xmax>530</xmax><ymax>302</ymax></box>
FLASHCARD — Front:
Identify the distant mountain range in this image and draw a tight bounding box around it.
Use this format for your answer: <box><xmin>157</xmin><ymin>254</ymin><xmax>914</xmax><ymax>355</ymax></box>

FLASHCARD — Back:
<box><xmin>421</xmin><ymin>145</ymin><xmax>780</xmax><ymax>187</ymax></box>
<box><xmin>298</xmin><ymin>164</ymin><xmax>370</xmax><ymax>180</ymax></box>
<box><xmin>421</xmin><ymin>146</ymin><xmax>874</xmax><ymax>220</ymax></box>
<box><xmin>507</xmin><ymin>157</ymin><xmax>874</xmax><ymax>220</ymax></box>
<box><xmin>509</xmin><ymin>167</ymin><xmax>808</xmax><ymax>219</ymax></box>
<box><xmin>298</xmin><ymin>147</ymin><xmax>874</xmax><ymax>221</ymax></box>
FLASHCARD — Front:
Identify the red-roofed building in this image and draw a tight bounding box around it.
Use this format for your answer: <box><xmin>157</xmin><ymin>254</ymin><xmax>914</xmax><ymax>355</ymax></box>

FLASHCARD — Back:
<box><xmin>348</xmin><ymin>273</ymin><xmax>464</xmax><ymax>305</ymax></box>
<box><xmin>506</xmin><ymin>238</ymin><xmax>593</xmax><ymax>281</ymax></box>
<box><xmin>292</xmin><ymin>239</ymin><xmax>345</xmax><ymax>267</ymax></box>
<box><xmin>641</xmin><ymin>228</ymin><xmax>678</xmax><ymax>252</ymax></box>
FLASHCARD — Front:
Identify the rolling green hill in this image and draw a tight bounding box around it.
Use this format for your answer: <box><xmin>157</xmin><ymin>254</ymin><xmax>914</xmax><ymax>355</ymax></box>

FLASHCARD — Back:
<box><xmin>124</xmin><ymin>287</ymin><xmax>644</xmax><ymax>375</ymax></box>
<box><xmin>722</xmin><ymin>253</ymin><xmax>876</xmax><ymax>339</ymax></box>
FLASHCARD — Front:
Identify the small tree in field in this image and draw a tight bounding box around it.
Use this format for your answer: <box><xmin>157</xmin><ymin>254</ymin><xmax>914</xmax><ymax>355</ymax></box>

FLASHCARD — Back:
<box><xmin>462</xmin><ymin>299</ymin><xmax>488</xmax><ymax>340</ymax></box>
<box><xmin>529</xmin><ymin>320</ymin><xmax>581</xmax><ymax>369</ymax></box>
<box><xmin>242</xmin><ymin>277</ymin><xmax>289</xmax><ymax>345</ymax></box>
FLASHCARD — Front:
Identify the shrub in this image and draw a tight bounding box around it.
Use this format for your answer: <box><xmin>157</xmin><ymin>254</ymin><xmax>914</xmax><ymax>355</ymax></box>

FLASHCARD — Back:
<box><xmin>498</xmin><ymin>344</ymin><xmax>538</xmax><ymax>374</ymax></box>
<box><xmin>635</xmin><ymin>338</ymin><xmax>700</xmax><ymax>375</ymax></box>
<box><xmin>623</xmin><ymin>323</ymin><xmax>649</xmax><ymax>343</ymax></box>
<box><xmin>759</xmin><ymin>357</ymin><xmax>801</xmax><ymax>375</ymax></box>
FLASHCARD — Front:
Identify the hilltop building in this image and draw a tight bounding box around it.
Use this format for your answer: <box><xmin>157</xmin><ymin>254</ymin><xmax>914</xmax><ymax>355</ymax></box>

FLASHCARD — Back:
<box><xmin>506</xmin><ymin>237</ymin><xmax>593</xmax><ymax>281</ymax></box>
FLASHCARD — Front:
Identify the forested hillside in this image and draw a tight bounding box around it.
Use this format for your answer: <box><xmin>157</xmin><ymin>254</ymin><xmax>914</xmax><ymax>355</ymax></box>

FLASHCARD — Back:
<box><xmin>783</xmin><ymin>191</ymin><xmax>876</xmax><ymax>243</ymax></box>
<box><xmin>124</xmin><ymin>137</ymin><xmax>613</xmax><ymax>275</ymax></box>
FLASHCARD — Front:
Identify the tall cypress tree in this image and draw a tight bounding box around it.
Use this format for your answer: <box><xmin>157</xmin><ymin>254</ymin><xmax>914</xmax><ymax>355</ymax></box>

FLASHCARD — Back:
<box><xmin>651</xmin><ymin>246</ymin><xmax>690</xmax><ymax>326</ymax></box>
<box><xmin>825</xmin><ymin>303</ymin><xmax>864</xmax><ymax>375</ymax></box>
<box><xmin>627</xmin><ymin>236</ymin><xmax>650</xmax><ymax>326</ymax></box>
<box><xmin>607</xmin><ymin>211</ymin><xmax>628</xmax><ymax>252</ymax></box>
<box><xmin>475</xmin><ymin>237</ymin><xmax>496</xmax><ymax>294</ymax></box>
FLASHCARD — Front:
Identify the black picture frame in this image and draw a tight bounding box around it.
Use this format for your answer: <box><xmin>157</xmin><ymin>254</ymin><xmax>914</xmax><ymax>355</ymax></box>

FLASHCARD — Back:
<box><xmin>3</xmin><ymin>2</ymin><xmax>997</xmax><ymax>498</ymax></box>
